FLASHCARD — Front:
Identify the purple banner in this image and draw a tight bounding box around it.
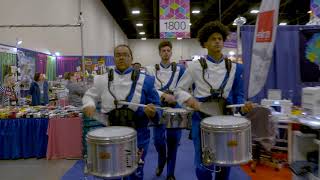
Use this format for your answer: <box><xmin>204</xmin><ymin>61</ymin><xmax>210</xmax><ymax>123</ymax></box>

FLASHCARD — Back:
<box><xmin>224</xmin><ymin>32</ymin><xmax>237</xmax><ymax>48</ymax></box>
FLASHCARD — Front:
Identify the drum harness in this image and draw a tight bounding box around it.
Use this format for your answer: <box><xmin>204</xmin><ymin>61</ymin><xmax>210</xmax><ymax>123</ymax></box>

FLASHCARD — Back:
<box><xmin>198</xmin><ymin>57</ymin><xmax>232</xmax><ymax>116</ymax></box>
<box><xmin>198</xmin><ymin>57</ymin><xmax>232</xmax><ymax>172</ymax></box>
<box><xmin>107</xmin><ymin>68</ymin><xmax>141</xmax><ymax>128</ymax></box>
<box><xmin>155</xmin><ymin>62</ymin><xmax>177</xmax><ymax>107</ymax></box>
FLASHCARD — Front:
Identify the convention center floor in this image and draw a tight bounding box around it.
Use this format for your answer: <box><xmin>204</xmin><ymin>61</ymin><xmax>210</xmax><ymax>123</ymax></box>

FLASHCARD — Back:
<box><xmin>0</xmin><ymin>130</ymin><xmax>291</xmax><ymax>180</ymax></box>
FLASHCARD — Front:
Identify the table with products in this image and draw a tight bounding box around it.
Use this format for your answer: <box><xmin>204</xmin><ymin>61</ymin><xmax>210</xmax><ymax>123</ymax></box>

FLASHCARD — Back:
<box><xmin>0</xmin><ymin>106</ymin><xmax>83</xmax><ymax>160</ymax></box>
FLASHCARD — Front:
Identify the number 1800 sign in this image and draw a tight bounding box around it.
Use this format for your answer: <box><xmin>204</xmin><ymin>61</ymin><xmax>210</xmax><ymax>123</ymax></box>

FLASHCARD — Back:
<box><xmin>160</xmin><ymin>19</ymin><xmax>190</xmax><ymax>33</ymax></box>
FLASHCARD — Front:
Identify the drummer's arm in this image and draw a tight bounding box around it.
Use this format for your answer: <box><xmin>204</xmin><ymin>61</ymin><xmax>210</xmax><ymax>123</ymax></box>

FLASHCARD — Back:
<box><xmin>139</xmin><ymin>76</ymin><xmax>162</xmax><ymax>123</ymax></box>
<box><xmin>174</xmin><ymin>67</ymin><xmax>195</xmax><ymax>106</ymax></box>
<box><xmin>231</xmin><ymin>64</ymin><xmax>244</xmax><ymax>105</ymax></box>
<box><xmin>230</xmin><ymin>64</ymin><xmax>245</xmax><ymax>114</ymax></box>
<box><xmin>82</xmin><ymin>75</ymin><xmax>104</xmax><ymax>112</ymax></box>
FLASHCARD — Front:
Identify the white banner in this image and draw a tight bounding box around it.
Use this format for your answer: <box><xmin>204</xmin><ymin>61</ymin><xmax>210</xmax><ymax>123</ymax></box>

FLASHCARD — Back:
<box><xmin>248</xmin><ymin>0</ymin><xmax>280</xmax><ymax>98</ymax></box>
<box><xmin>160</xmin><ymin>19</ymin><xmax>190</xmax><ymax>33</ymax></box>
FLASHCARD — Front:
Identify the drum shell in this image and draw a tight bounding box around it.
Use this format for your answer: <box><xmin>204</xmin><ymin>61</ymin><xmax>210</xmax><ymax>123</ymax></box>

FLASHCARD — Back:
<box><xmin>200</xmin><ymin>117</ymin><xmax>252</xmax><ymax>166</ymax></box>
<box><xmin>86</xmin><ymin>127</ymin><xmax>138</xmax><ymax>178</ymax></box>
<box><xmin>160</xmin><ymin>109</ymin><xmax>192</xmax><ymax>129</ymax></box>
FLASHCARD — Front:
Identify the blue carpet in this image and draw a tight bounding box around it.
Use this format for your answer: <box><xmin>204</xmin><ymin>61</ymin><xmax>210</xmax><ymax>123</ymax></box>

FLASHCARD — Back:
<box><xmin>62</xmin><ymin>130</ymin><xmax>251</xmax><ymax>180</ymax></box>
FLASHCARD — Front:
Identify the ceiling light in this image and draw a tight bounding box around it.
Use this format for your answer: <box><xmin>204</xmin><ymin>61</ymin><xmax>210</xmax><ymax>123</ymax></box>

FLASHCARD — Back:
<box><xmin>141</xmin><ymin>37</ymin><xmax>147</xmax><ymax>40</ymax></box>
<box><xmin>308</xmin><ymin>10</ymin><xmax>312</xmax><ymax>14</ymax></box>
<box><xmin>279</xmin><ymin>22</ymin><xmax>287</xmax><ymax>26</ymax></box>
<box><xmin>136</xmin><ymin>23</ymin><xmax>143</xmax><ymax>27</ymax></box>
<box><xmin>177</xmin><ymin>37</ymin><xmax>182</xmax><ymax>40</ymax></box>
<box><xmin>17</xmin><ymin>40</ymin><xmax>22</xmax><ymax>45</ymax></box>
<box><xmin>192</xmin><ymin>10</ymin><xmax>200</xmax><ymax>14</ymax></box>
<box><xmin>250</xmin><ymin>9</ymin><xmax>259</xmax><ymax>14</ymax></box>
<box><xmin>233</xmin><ymin>16</ymin><xmax>246</xmax><ymax>26</ymax></box>
<box><xmin>189</xmin><ymin>23</ymin><xmax>192</xmax><ymax>26</ymax></box>
<box><xmin>139</xmin><ymin>32</ymin><xmax>145</xmax><ymax>35</ymax></box>
<box><xmin>55</xmin><ymin>52</ymin><xmax>61</xmax><ymax>56</ymax></box>
<box><xmin>132</xmin><ymin>10</ymin><xmax>140</xmax><ymax>14</ymax></box>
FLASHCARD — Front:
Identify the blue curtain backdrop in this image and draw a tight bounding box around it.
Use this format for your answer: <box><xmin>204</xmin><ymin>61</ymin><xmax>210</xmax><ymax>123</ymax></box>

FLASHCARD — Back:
<box><xmin>241</xmin><ymin>25</ymin><xmax>320</xmax><ymax>105</ymax></box>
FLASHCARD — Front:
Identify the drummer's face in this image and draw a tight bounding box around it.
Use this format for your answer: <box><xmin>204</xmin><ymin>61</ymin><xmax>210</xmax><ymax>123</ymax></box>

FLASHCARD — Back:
<box><xmin>114</xmin><ymin>46</ymin><xmax>133</xmax><ymax>72</ymax></box>
<box><xmin>204</xmin><ymin>33</ymin><xmax>224</xmax><ymax>54</ymax></box>
<box><xmin>159</xmin><ymin>46</ymin><xmax>172</xmax><ymax>61</ymax></box>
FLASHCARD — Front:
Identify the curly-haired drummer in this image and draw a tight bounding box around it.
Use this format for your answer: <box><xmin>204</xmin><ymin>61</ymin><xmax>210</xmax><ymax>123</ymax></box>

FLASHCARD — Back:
<box><xmin>175</xmin><ymin>21</ymin><xmax>246</xmax><ymax>180</ymax></box>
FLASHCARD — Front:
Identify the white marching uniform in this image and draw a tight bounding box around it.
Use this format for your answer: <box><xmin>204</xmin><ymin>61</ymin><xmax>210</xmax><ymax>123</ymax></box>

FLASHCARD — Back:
<box><xmin>145</xmin><ymin>62</ymin><xmax>186</xmax><ymax>177</ymax></box>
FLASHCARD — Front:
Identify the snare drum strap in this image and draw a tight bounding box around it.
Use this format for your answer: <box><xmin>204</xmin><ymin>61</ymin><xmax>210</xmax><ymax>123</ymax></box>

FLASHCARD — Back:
<box><xmin>159</xmin><ymin>62</ymin><xmax>177</xmax><ymax>92</ymax></box>
<box><xmin>107</xmin><ymin>68</ymin><xmax>140</xmax><ymax>108</ymax></box>
<box><xmin>199</xmin><ymin>57</ymin><xmax>231</xmax><ymax>98</ymax></box>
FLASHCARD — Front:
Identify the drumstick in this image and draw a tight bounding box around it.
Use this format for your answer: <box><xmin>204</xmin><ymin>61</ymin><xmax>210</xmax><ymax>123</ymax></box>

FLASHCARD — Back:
<box><xmin>118</xmin><ymin>101</ymin><xmax>168</xmax><ymax>110</ymax></box>
<box><xmin>226</xmin><ymin>104</ymin><xmax>245</xmax><ymax>108</ymax></box>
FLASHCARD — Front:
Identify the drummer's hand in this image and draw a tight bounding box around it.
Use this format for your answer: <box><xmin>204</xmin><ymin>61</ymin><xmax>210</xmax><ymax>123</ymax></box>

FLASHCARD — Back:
<box><xmin>137</xmin><ymin>148</ymin><xmax>144</xmax><ymax>164</ymax></box>
<box><xmin>161</xmin><ymin>93</ymin><xmax>176</xmax><ymax>104</ymax></box>
<box><xmin>144</xmin><ymin>104</ymin><xmax>156</xmax><ymax>119</ymax></box>
<box><xmin>83</xmin><ymin>106</ymin><xmax>96</xmax><ymax>118</ymax></box>
<box><xmin>185</xmin><ymin>97</ymin><xmax>200</xmax><ymax>111</ymax></box>
<box><xmin>241</xmin><ymin>102</ymin><xmax>254</xmax><ymax>114</ymax></box>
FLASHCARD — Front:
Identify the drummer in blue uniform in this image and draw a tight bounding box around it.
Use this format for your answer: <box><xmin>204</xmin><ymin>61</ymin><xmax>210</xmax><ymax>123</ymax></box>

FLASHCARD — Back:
<box><xmin>82</xmin><ymin>44</ymin><xmax>161</xmax><ymax>180</ymax></box>
<box><xmin>175</xmin><ymin>21</ymin><xmax>246</xmax><ymax>180</ymax></box>
<box><xmin>145</xmin><ymin>40</ymin><xmax>185</xmax><ymax>180</ymax></box>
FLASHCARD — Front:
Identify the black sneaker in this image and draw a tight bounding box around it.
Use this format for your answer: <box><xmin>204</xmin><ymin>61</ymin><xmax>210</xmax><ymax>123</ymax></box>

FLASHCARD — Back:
<box><xmin>166</xmin><ymin>175</ymin><xmax>176</xmax><ymax>180</ymax></box>
<box><xmin>156</xmin><ymin>165</ymin><xmax>165</xmax><ymax>176</ymax></box>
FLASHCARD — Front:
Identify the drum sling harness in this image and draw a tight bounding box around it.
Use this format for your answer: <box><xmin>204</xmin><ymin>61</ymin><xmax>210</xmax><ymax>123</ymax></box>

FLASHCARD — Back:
<box><xmin>155</xmin><ymin>62</ymin><xmax>177</xmax><ymax>107</ymax></box>
<box><xmin>198</xmin><ymin>57</ymin><xmax>232</xmax><ymax>116</ymax></box>
<box><xmin>107</xmin><ymin>68</ymin><xmax>141</xmax><ymax>128</ymax></box>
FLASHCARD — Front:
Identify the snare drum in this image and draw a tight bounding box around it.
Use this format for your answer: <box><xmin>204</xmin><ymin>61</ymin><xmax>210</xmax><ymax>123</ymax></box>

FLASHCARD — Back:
<box><xmin>200</xmin><ymin>116</ymin><xmax>251</xmax><ymax>166</ymax></box>
<box><xmin>160</xmin><ymin>108</ymin><xmax>192</xmax><ymax>129</ymax></box>
<box><xmin>86</xmin><ymin>126</ymin><xmax>138</xmax><ymax>178</ymax></box>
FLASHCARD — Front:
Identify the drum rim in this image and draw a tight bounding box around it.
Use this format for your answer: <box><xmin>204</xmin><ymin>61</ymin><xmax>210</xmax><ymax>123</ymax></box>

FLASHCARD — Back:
<box><xmin>202</xmin><ymin>154</ymin><xmax>252</xmax><ymax>166</ymax></box>
<box><xmin>86</xmin><ymin>136</ymin><xmax>137</xmax><ymax>144</ymax></box>
<box><xmin>86</xmin><ymin>126</ymin><xmax>137</xmax><ymax>142</ymax></box>
<box><xmin>163</xmin><ymin>107</ymin><xmax>191</xmax><ymax>113</ymax></box>
<box><xmin>160</xmin><ymin>114</ymin><xmax>191</xmax><ymax>129</ymax></box>
<box><xmin>200</xmin><ymin>116</ymin><xmax>250</xmax><ymax>130</ymax></box>
<box><xmin>200</xmin><ymin>125</ymin><xmax>251</xmax><ymax>132</ymax></box>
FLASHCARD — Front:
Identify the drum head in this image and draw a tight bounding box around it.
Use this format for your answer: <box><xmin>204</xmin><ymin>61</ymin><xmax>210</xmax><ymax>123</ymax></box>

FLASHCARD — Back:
<box><xmin>87</xmin><ymin>126</ymin><xmax>136</xmax><ymax>141</ymax></box>
<box><xmin>201</xmin><ymin>116</ymin><xmax>250</xmax><ymax>130</ymax></box>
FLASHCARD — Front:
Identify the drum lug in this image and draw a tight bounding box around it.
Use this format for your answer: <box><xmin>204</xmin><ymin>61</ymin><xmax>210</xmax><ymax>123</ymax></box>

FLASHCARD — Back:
<box><xmin>202</xmin><ymin>148</ymin><xmax>215</xmax><ymax>166</ymax></box>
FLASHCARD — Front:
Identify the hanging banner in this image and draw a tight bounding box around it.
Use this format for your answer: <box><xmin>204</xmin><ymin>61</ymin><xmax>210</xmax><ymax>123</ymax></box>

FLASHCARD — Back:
<box><xmin>311</xmin><ymin>0</ymin><xmax>320</xmax><ymax>18</ymax></box>
<box><xmin>160</xmin><ymin>0</ymin><xmax>190</xmax><ymax>39</ymax></box>
<box><xmin>224</xmin><ymin>32</ymin><xmax>237</xmax><ymax>48</ymax></box>
<box><xmin>299</xmin><ymin>28</ymin><xmax>320</xmax><ymax>82</ymax></box>
<box><xmin>248</xmin><ymin>0</ymin><xmax>280</xmax><ymax>98</ymax></box>
<box><xmin>17</xmin><ymin>50</ymin><xmax>36</xmax><ymax>90</ymax></box>
<box><xmin>0</xmin><ymin>44</ymin><xmax>17</xmax><ymax>54</ymax></box>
